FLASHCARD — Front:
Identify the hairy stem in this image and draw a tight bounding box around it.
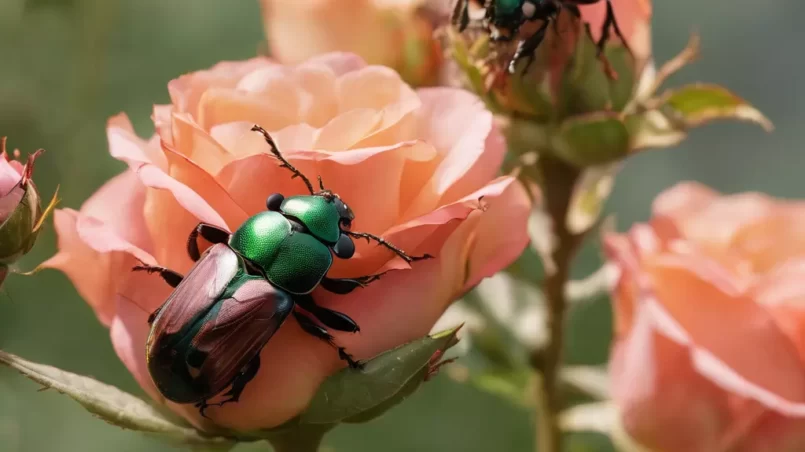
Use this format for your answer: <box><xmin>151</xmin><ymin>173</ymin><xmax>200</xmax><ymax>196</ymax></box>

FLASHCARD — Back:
<box><xmin>533</xmin><ymin>156</ymin><xmax>584</xmax><ymax>452</ymax></box>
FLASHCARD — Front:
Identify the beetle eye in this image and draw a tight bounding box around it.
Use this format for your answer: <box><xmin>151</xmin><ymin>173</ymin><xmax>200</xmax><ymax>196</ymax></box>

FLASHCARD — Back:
<box><xmin>333</xmin><ymin>233</ymin><xmax>355</xmax><ymax>259</ymax></box>
<box><xmin>266</xmin><ymin>193</ymin><xmax>284</xmax><ymax>211</ymax></box>
<box><xmin>340</xmin><ymin>218</ymin><xmax>352</xmax><ymax>230</ymax></box>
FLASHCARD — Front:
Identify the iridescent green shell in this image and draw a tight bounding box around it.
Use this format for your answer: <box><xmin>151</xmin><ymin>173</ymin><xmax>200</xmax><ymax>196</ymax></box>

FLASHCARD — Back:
<box><xmin>495</xmin><ymin>0</ymin><xmax>524</xmax><ymax>15</ymax></box>
<box><xmin>228</xmin><ymin>211</ymin><xmax>333</xmax><ymax>295</ymax></box>
<box><xmin>279</xmin><ymin>195</ymin><xmax>342</xmax><ymax>244</ymax></box>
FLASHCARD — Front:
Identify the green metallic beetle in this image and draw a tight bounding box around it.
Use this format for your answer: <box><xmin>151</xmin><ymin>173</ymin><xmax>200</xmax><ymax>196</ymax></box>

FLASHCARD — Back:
<box><xmin>135</xmin><ymin>125</ymin><xmax>430</xmax><ymax>417</ymax></box>
<box><xmin>452</xmin><ymin>0</ymin><xmax>630</xmax><ymax>74</ymax></box>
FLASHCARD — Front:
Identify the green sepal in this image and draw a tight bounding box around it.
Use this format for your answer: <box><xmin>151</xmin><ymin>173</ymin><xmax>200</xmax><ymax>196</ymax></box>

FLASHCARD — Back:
<box><xmin>0</xmin><ymin>349</ymin><xmax>236</xmax><ymax>449</ymax></box>
<box><xmin>551</xmin><ymin>113</ymin><xmax>630</xmax><ymax>167</ymax></box>
<box><xmin>557</xmin><ymin>32</ymin><xmax>612</xmax><ymax>118</ymax></box>
<box><xmin>299</xmin><ymin>326</ymin><xmax>462</xmax><ymax>425</ymax></box>
<box><xmin>557</xmin><ymin>34</ymin><xmax>636</xmax><ymax>119</ymax></box>
<box><xmin>656</xmin><ymin>83</ymin><xmax>773</xmax><ymax>132</ymax></box>
<box><xmin>0</xmin><ymin>181</ymin><xmax>41</xmax><ymax>265</ymax></box>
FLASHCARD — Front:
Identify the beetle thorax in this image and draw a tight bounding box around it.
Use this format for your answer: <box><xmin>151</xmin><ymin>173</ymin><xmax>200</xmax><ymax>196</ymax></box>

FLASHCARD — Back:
<box><xmin>228</xmin><ymin>211</ymin><xmax>288</xmax><ymax>271</ymax></box>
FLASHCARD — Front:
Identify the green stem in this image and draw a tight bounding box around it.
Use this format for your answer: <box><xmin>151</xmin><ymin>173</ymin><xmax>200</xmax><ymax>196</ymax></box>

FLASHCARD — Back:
<box><xmin>532</xmin><ymin>156</ymin><xmax>584</xmax><ymax>452</ymax></box>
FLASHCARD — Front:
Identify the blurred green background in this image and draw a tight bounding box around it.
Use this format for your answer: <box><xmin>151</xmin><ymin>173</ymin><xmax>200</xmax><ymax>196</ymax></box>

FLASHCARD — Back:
<box><xmin>0</xmin><ymin>0</ymin><xmax>800</xmax><ymax>451</ymax></box>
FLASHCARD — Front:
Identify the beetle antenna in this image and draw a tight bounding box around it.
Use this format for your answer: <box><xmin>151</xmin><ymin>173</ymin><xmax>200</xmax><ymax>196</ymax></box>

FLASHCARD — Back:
<box><xmin>251</xmin><ymin>125</ymin><xmax>315</xmax><ymax>194</ymax></box>
<box><xmin>317</xmin><ymin>175</ymin><xmax>326</xmax><ymax>191</ymax></box>
<box><xmin>344</xmin><ymin>230</ymin><xmax>433</xmax><ymax>263</ymax></box>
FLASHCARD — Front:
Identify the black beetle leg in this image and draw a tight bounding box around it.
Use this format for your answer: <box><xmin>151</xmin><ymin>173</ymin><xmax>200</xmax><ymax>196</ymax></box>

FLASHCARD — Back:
<box><xmin>451</xmin><ymin>0</ymin><xmax>470</xmax><ymax>31</ymax></box>
<box><xmin>597</xmin><ymin>0</ymin><xmax>631</xmax><ymax>56</ymax></box>
<box><xmin>294</xmin><ymin>294</ymin><xmax>360</xmax><ymax>333</ymax></box>
<box><xmin>210</xmin><ymin>356</ymin><xmax>262</xmax><ymax>409</ymax></box>
<box><xmin>508</xmin><ymin>20</ymin><xmax>549</xmax><ymax>74</ymax></box>
<box><xmin>194</xmin><ymin>400</ymin><xmax>213</xmax><ymax>419</ymax></box>
<box><xmin>293</xmin><ymin>311</ymin><xmax>363</xmax><ymax>369</ymax></box>
<box><xmin>320</xmin><ymin>272</ymin><xmax>388</xmax><ymax>295</ymax></box>
<box><xmin>187</xmin><ymin>223</ymin><xmax>231</xmax><ymax>262</ymax></box>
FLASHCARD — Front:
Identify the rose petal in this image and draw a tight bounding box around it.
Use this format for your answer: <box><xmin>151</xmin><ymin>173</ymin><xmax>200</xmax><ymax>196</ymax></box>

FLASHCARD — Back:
<box><xmin>610</xmin><ymin>302</ymin><xmax>730</xmax><ymax>452</ymax></box>
<box><xmin>463</xmin><ymin>179</ymin><xmax>531</xmax><ymax>290</ymax></box>
<box><xmin>646</xmin><ymin>255</ymin><xmax>805</xmax><ymax>405</ymax></box>
<box><xmin>107</xmin><ymin>113</ymin><xmax>167</xmax><ymax>169</ymax></box>
<box><xmin>168</xmin><ymin>58</ymin><xmax>274</xmax><ymax>114</ymax></box>
<box><xmin>42</xmin><ymin>209</ymin><xmax>154</xmax><ymax>326</ymax></box>
<box><xmin>401</xmin><ymin>88</ymin><xmax>503</xmax><ymax>220</ymax></box>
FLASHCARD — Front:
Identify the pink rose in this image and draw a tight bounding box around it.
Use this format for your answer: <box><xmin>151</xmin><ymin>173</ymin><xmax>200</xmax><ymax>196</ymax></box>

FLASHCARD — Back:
<box><xmin>43</xmin><ymin>53</ymin><xmax>530</xmax><ymax>431</ymax></box>
<box><xmin>260</xmin><ymin>0</ymin><xmax>448</xmax><ymax>86</ymax></box>
<box><xmin>605</xmin><ymin>182</ymin><xmax>805</xmax><ymax>452</ymax></box>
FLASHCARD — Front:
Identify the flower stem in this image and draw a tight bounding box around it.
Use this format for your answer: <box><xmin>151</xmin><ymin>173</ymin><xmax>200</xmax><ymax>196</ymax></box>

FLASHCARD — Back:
<box><xmin>532</xmin><ymin>156</ymin><xmax>584</xmax><ymax>452</ymax></box>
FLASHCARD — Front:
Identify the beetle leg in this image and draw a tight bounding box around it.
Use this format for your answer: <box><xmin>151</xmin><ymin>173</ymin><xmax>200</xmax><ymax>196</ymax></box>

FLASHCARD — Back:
<box><xmin>293</xmin><ymin>311</ymin><xmax>364</xmax><ymax>369</ymax></box>
<box><xmin>187</xmin><ymin>223</ymin><xmax>231</xmax><ymax>262</ymax></box>
<box><xmin>320</xmin><ymin>273</ymin><xmax>388</xmax><ymax>295</ymax></box>
<box><xmin>209</xmin><ymin>356</ymin><xmax>262</xmax><ymax>409</ymax></box>
<box><xmin>596</xmin><ymin>0</ymin><xmax>631</xmax><ymax>56</ymax></box>
<box><xmin>343</xmin><ymin>231</ymin><xmax>433</xmax><ymax>263</ymax></box>
<box><xmin>508</xmin><ymin>20</ymin><xmax>549</xmax><ymax>74</ymax></box>
<box><xmin>294</xmin><ymin>294</ymin><xmax>360</xmax><ymax>333</ymax></box>
<box><xmin>451</xmin><ymin>0</ymin><xmax>470</xmax><ymax>31</ymax></box>
<box><xmin>132</xmin><ymin>264</ymin><xmax>184</xmax><ymax>288</ymax></box>
<box><xmin>194</xmin><ymin>400</ymin><xmax>214</xmax><ymax>419</ymax></box>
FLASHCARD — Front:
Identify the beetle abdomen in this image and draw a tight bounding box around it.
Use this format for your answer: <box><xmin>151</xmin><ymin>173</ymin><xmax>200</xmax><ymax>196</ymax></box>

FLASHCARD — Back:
<box><xmin>145</xmin><ymin>244</ymin><xmax>294</xmax><ymax>404</ymax></box>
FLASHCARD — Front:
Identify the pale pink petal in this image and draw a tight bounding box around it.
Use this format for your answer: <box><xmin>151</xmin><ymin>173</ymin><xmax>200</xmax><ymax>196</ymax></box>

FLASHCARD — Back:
<box><xmin>196</xmin><ymin>89</ymin><xmax>301</xmax><ymax>134</ymax></box>
<box><xmin>314</xmin><ymin>108</ymin><xmax>383</xmax><ymax>150</ymax></box>
<box><xmin>0</xmin><ymin>158</ymin><xmax>22</xmax><ymax>195</ymax></box>
<box><xmin>293</xmin><ymin>64</ymin><xmax>339</xmax><ymax>127</ymax></box>
<box><xmin>360</xmin><ymin>176</ymin><xmax>517</xmax><ymax>275</ymax></box>
<box><xmin>610</xmin><ymin>302</ymin><xmax>730</xmax><ymax>452</ymax></box>
<box><xmin>110</xmin><ymin>293</ymin><xmax>164</xmax><ymax>403</ymax></box>
<box><xmin>336</xmin><ymin>65</ymin><xmax>416</xmax><ymax>113</ymax></box>
<box><xmin>210</xmin><ymin>122</ymin><xmax>319</xmax><ymax>158</ymax></box>
<box><xmin>645</xmin><ymin>263</ymin><xmax>805</xmax><ymax>412</ymax></box>
<box><xmin>41</xmin><ymin>209</ymin><xmax>152</xmax><ymax>326</ymax></box>
<box><xmin>401</xmin><ymin>88</ymin><xmax>503</xmax><ymax>220</ymax></box>
<box><xmin>107</xmin><ymin>113</ymin><xmax>167</xmax><ymax>169</ymax></box>
<box><xmin>304</xmin><ymin>52</ymin><xmax>367</xmax><ymax>77</ymax></box>
<box><xmin>136</xmin><ymin>164</ymin><xmax>229</xmax><ymax>230</ymax></box>
<box><xmin>168</xmin><ymin>58</ymin><xmax>274</xmax><ymax>114</ymax></box>
<box><xmin>80</xmin><ymin>170</ymin><xmax>153</xmax><ymax>254</ymax></box>
<box><xmin>463</xmin><ymin>179</ymin><xmax>531</xmax><ymax>290</ymax></box>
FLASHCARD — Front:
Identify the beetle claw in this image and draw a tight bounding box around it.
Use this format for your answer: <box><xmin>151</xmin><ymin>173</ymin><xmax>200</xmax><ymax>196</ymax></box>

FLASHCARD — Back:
<box><xmin>195</xmin><ymin>401</ymin><xmax>213</xmax><ymax>419</ymax></box>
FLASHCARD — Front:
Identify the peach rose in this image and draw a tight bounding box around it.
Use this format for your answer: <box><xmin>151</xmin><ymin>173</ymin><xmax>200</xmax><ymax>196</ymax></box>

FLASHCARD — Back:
<box><xmin>605</xmin><ymin>182</ymin><xmax>805</xmax><ymax>452</ymax></box>
<box><xmin>42</xmin><ymin>53</ymin><xmax>530</xmax><ymax>431</ymax></box>
<box><xmin>260</xmin><ymin>0</ymin><xmax>447</xmax><ymax>87</ymax></box>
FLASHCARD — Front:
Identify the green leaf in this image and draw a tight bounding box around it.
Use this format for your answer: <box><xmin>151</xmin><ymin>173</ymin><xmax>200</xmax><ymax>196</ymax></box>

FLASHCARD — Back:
<box><xmin>0</xmin><ymin>350</ymin><xmax>235</xmax><ymax>448</ymax></box>
<box><xmin>299</xmin><ymin>327</ymin><xmax>462</xmax><ymax>425</ymax></box>
<box><xmin>657</xmin><ymin>83</ymin><xmax>774</xmax><ymax>132</ymax></box>
<box><xmin>552</xmin><ymin>113</ymin><xmax>630</xmax><ymax>167</ymax></box>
